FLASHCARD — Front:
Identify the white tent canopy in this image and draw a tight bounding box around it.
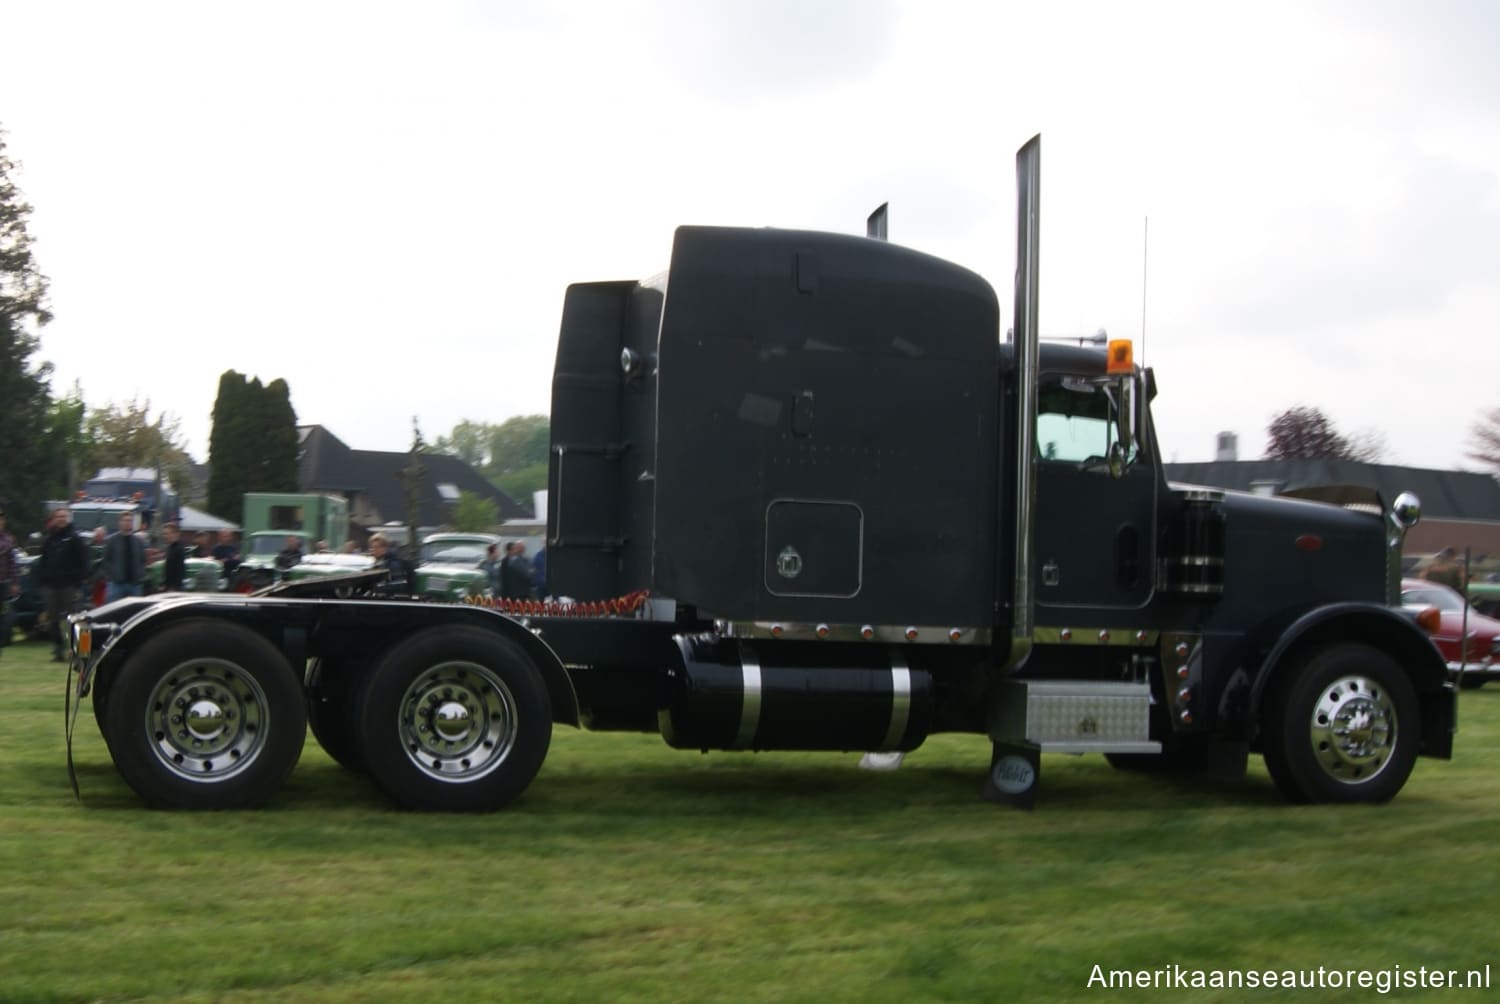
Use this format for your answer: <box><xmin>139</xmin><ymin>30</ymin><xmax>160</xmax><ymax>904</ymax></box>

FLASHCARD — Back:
<box><xmin>177</xmin><ymin>504</ymin><xmax>238</xmax><ymax>533</ymax></box>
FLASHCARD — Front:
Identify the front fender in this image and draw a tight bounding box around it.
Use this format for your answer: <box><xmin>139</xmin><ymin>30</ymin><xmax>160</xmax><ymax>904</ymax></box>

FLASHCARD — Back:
<box><xmin>1248</xmin><ymin>602</ymin><xmax>1454</xmax><ymax>758</ymax></box>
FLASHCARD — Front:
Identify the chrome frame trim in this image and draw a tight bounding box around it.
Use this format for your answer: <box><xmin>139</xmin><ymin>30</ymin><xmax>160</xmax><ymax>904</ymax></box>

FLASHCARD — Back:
<box><xmin>736</xmin><ymin>645</ymin><xmax>762</xmax><ymax>750</ymax></box>
<box><xmin>1033</xmin><ymin>627</ymin><xmax>1160</xmax><ymax>646</ymax></box>
<box><xmin>883</xmin><ymin>653</ymin><xmax>912</xmax><ymax>748</ymax></box>
<box><xmin>716</xmin><ymin>620</ymin><xmax>991</xmax><ymax>645</ymax></box>
<box><xmin>1166</xmin><ymin>556</ymin><xmax>1225</xmax><ymax>568</ymax></box>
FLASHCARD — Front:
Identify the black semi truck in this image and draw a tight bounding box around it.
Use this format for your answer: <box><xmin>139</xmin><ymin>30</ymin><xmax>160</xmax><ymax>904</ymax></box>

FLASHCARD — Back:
<box><xmin>66</xmin><ymin>137</ymin><xmax>1454</xmax><ymax>811</ymax></box>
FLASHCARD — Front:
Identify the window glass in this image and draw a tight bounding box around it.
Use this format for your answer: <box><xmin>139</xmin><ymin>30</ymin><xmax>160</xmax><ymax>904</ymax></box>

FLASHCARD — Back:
<box><xmin>1402</xmin><ymin>586</ymin><xmax>1463</xmax><ymax>612</ymax></box>
<box><xmin>1036</xmin><ymin>376</ymin><xmax>1138</xmax><ymax>464</ymax></box>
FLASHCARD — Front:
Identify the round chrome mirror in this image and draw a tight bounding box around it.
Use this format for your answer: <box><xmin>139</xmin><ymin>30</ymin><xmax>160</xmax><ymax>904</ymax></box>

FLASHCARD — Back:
<box><xmin>1392</xmin><ymin>492</ymin><xmax>1422</xmax><ymax>529</ymax></box>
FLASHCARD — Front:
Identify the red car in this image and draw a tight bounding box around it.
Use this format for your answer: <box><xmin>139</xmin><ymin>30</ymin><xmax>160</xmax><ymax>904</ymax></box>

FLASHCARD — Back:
<box><xmin>1402</xmin><ymin>578</ymin><xmax>1500</xmax><ymax>688</ymax></box>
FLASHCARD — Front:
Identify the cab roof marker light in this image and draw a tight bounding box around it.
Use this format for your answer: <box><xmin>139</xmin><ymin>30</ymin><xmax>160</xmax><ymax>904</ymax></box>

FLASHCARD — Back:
<box><xmin>1106</xmin><ymin>339</ymin><xmax>1134</xmax><ymax>375</ymax></box>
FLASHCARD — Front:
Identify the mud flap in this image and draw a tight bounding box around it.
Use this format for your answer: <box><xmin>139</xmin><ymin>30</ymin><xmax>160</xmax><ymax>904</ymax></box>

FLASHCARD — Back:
<box><xmin>983</xmin><ymin>741</ymin><xmax>1040</xmax><ymax>810</ymax></box>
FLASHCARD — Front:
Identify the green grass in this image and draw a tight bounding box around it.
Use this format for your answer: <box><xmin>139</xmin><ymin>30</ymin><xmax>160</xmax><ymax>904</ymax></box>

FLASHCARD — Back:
<box><xmin>1</xmin><ymin>636</ymin><xmax>1496</xmax><ymax>1002</ymax></box>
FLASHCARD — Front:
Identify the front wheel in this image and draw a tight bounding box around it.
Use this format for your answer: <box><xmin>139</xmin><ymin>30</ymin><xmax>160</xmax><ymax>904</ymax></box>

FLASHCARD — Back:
<box><xmin>355</xmin><ymin>627</ymin><xmax>551</xmax><ymax>811</ymax></box>
<box><xmin>101</xmin><ymin>620</ymin><xmax>306</xmax><ymax>809</ymax></box>
<box><xmin>1261</xmin><ymin>643</ymin><xmax>1419</xmax><ymax>804</ymax></box>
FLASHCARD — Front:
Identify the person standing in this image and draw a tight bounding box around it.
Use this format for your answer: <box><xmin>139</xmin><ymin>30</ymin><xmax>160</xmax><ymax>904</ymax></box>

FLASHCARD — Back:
<box><xmin>479</xmin><ymin>542</ymin><xmax>503</xmax><ymax>599</ymax></box>
<box><xmin>103</xmin><ymin>512</ymin><xmax>148</xmax><ymax>603</ymax></box>
<box><xmin>274</xmin><ymin>535</ymin><xmax>304</xmax><ymax>571</ymax></box>
<box><xmin>0</xmin><ymin>509</ymin><xmax>19</xmax><ymax>653</ymax></box>
<box><xmin>500</xmin><ymin>540</ymin><xmax>533</xmax><ymax>600</ymax></box>
<box><xmin>531</xmin><ymin>547</ymin><xmax>547</xmax><ymax>600</ymax></box>
<box><xmin>1422</xmin><ymin>547</ymin><xmax>1465</xmax><ymax>592</ymax></box>
<box><xmin>38</xmin><ymin>508</ymin><xmax>90</xmax><ymax>661</ymax></box>
<box><xmin>212</xmin><ymin>529</ymin><xmax>241</xmax><ymax>576</ymax></box>
<box><xmin>368</xmin><ymin>533</ymin><xmax>409</xmax><ymax>595</ymax></box>
<box><xmin>160</xmin><ymin>521</ymin><xmax>188</xmax><ymax>592</ymax></box>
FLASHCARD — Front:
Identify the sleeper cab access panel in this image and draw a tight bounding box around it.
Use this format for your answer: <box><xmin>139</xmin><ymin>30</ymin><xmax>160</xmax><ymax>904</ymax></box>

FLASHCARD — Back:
<box><xmin>549</xmin><ymin>225</ymin><xmax>1003</xmax><ymax>631</ymax></box>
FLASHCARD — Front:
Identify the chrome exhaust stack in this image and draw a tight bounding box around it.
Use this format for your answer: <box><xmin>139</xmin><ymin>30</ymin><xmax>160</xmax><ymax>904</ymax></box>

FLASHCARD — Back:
<box><xmin>1008</xmin><ymin>135</ymin><xmax>1041</xmax><ymax>671</ymax></box>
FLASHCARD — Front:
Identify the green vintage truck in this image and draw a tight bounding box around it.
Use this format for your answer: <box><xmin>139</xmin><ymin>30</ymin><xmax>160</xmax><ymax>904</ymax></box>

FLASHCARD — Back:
<box><xmin>236</xmin><ymin>493</ymin><xmax>350</xmax><ymax>588</ymax></box>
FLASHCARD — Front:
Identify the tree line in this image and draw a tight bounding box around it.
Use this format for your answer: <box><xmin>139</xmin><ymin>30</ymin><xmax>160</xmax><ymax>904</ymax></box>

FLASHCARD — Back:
<box><xmin>6</xmin><ymin>121</ymin><xmax>1499</xmax><ymax>540</ymax></box>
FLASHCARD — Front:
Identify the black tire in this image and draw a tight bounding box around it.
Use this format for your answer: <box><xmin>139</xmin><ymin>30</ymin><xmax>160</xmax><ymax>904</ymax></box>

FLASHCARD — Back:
<box><xmin>91</xmin><ymin>668</ymin><xmax>114</xmax><ymax>744</ymax></box>
<box><xmin>355</xmin><ymin>626</ymin><xmax>551</xmax><ymax>812</ymax></box>
<box><xmin>1261</xmin><ymin>643</ymin><xmax>1419</xmax><ymax>804</ymax></box>
<box><xmin>1457</xmin><ymin>674</ymin><xmax>1487</xmax><ymax>691</ymax></box>
<box><xmin>101</xmin><ymin>619</ymin><xmax>306</xmax><ymax>809</ymax></box>
<box><xmin>306</xmin><ymin>657</ymin><xmax>372</xmax><ymax>773</ymax></box>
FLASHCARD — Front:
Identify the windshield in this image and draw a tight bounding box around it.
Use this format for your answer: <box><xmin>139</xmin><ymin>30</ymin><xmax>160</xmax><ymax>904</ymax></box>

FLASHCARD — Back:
<box><xmin>421</xmin><ymin>543</ymin><xmax>488</xmax><ymax>566</ymax></box>
<box><xmin>248</xmin><ymin>534</ymin><xmax>302</xmax><ymax>556</ymax></box>
<box><xmin>301</xmin><ymin>554</ymin><xmax>373</xmax><ymax>569</ymax></box>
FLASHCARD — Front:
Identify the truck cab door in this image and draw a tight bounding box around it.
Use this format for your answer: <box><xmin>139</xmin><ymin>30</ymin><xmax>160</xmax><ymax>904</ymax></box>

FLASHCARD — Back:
<box><xmin>1031</xmin><ymin>372</ymin><xmax>1158</xmax><ymax>614</ymax></box>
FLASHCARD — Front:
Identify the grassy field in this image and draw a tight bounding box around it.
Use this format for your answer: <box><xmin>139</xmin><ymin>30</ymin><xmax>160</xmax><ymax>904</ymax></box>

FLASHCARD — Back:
<box><xmin>0</xmin><ymin>635</ymin><xmax>1496</xmax><ymax>1003</ymax></box>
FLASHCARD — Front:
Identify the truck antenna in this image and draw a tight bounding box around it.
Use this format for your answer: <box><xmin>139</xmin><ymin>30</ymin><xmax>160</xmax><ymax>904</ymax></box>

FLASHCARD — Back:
<box><xmin>1141</xmin><ymin>216</ymin><xmax>1149</xmax><ymax>365</ymax></box>
<box><xmin>866</xmin><ymin>203</ymin><xmax>889</xmax><ymax>241</ymax></box>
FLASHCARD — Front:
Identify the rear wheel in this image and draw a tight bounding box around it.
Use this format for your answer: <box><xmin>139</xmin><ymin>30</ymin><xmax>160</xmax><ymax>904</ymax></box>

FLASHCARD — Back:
<box><xmin>102</xmin><ymin>620</ymin><xmax>306</xmax><ymax>809</ymax></box>
<box><xmin>355</xmin><ymin>627</ymin><xmax>551</xmax><ymax>812</ymax></box>
<box><xmin>1261</xmin><ymin>643</ymin><xmax>1419</xmax><ymax>804</ymax></box>
<box><xmin>306</xmin><ymin>657</ymin><xmax>372</xmax><ymax>772</ymax></box>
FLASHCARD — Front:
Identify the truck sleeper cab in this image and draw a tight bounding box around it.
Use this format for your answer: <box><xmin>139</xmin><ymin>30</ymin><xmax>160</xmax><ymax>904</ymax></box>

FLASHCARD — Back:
<box><xmin>65</xmin><ymin>136</ymin><xmax>1454</xmax><ymax>812</ymax></box>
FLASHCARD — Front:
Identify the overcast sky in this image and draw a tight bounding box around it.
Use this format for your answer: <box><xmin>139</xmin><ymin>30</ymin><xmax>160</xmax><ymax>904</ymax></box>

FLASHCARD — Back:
<box><xmin>3</xmin><ymin>0</ymin><xmax>1497</xmax><ymax>471</ymax></box>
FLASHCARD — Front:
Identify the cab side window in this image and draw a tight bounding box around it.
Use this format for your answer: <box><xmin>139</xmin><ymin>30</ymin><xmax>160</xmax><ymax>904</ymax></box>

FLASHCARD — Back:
<box><xmin>1036</xmin><ymin>376</ymin><xmax>1139</xmax><ymax>464</ymax></box>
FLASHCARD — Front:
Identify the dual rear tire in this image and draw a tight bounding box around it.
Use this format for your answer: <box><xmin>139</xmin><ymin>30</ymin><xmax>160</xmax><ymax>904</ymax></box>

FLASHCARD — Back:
<box><xmin>101</xmin><ymin>622</ymin><xmax>551</xmax><ymax>812</ymax></box>
<box><xmin>354</xmin><ymin>627</ymin><xmax>552</xmax><ymax>812</ymax></box>
<box><xmin>102</xmin><ymin>620</ymin><xmax>306</xmax><ymax>809</ymax></box>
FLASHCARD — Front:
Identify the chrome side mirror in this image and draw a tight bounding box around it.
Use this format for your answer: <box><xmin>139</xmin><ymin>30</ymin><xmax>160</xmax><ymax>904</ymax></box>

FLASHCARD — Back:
<box><xmin>1392</xmin><ymin>492</ymin><xmax>1422</xmax><ymax>530</ymax></box>
<box><xmin>1107</xmin><ymin>441</ymin><xmax>1127</xmax><ymax>479</ymax></box>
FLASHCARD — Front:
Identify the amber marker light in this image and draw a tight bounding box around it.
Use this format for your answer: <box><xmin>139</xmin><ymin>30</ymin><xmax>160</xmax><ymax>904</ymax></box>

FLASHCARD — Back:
<box><xmin>1106</xmin><ymin>339</ymin><xmax>1134</xmax><ymax>374</ymax></box>
<box><xmin>1414</xmin><ymin>606</ymin><xmax>1442</xmax><ymax>633</ymax></box>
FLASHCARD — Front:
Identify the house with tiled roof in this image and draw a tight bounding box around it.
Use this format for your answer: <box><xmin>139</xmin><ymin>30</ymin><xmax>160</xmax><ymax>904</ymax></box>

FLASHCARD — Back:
<box><xmin>296</xmin><ymin>426</ymin><xmax>529</xmax><ymax>539</ymax></box>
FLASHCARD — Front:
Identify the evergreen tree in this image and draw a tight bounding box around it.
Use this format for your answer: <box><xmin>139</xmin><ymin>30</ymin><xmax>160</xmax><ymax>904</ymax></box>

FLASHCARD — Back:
<box><xmin>207</xmin><ymin>370</ymin><xmax>301</xmax><ymax>523</ymax></box>
<box><xmin>259</xmin><ymin>378</ymin><xmax>300</xmax><ymax>492</ymax></box>
<box><xmin>208</xmin><ymin>371</ymin><xmax>252</xmax><ymax>521</ymax></box>
<box><xmin>0</xmin><ymin>126</ymin><xmax>57</xmax><ymax>537</ymax></box>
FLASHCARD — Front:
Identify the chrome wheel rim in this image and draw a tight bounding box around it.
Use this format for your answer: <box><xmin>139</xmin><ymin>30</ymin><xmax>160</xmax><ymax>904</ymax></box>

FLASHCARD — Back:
<box><xmin>1308</xmin><ymin>674</ymin><xmax>1397</xmax><ymax>784</ymax></box>
<box><xmin>398</xmin><ymin>661</ymin><xmax>517</xmax><ymax>782</ymax></box>
<box><xmin>145</xmin><ymin>659</ymin><xmax>270</xmax><ymax>783</ymax></box>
